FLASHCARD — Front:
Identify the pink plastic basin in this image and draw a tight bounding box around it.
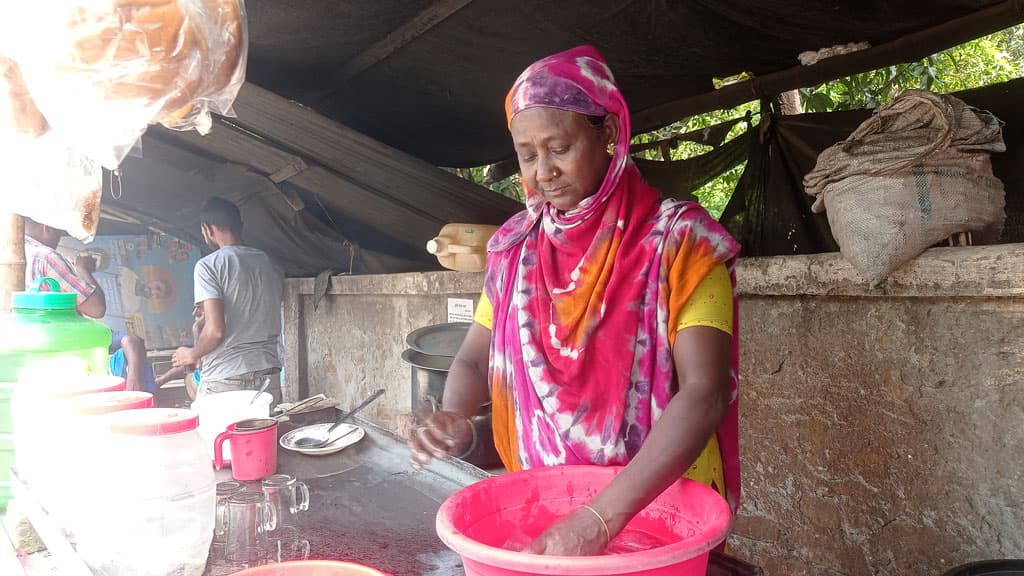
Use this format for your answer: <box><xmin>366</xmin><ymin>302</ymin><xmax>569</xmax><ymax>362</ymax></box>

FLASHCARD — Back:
<box><xmin>436</xmin><ymin>465</ymin><xmax>732</xmax><ymax>576</ymax></box>
<box><xmin>229</xmin><ymin>560</ymin><xmax>391</xmax><ymax>576</ymax></box>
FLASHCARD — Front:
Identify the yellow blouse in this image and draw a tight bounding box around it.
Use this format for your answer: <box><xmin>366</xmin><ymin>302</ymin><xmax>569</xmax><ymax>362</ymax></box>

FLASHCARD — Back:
<box><xmin>473</xmin><ymin>262</ymin><xmax>733</xmax><ymax>335</ymax></box>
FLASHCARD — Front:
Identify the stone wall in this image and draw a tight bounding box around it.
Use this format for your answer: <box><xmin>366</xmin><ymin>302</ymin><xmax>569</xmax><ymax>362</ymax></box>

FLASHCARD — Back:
<box><xmin>281</xmin><ymin>271</ymin><xmax>484</xmax><ymax>424</ymax></box>
<box><xmin>730</xmin><ymin>244</ymin><xmax>1024</xmax><ymax>575</ymax></box>
<box><xmin>284</xmin><ymin>244</ymin><xmax>1024</xmax><ymax>575</ymax></box>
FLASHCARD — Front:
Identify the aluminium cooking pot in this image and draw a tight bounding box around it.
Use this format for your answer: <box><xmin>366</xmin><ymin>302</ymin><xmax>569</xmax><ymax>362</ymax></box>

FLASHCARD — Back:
<box><xmin>401</xmin><ymin>348</ymin><xmax>500</xmax><ymax>469</ymax></box>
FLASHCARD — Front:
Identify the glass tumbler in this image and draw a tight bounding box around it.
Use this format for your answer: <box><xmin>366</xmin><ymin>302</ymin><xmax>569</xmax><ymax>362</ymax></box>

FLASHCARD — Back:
<box><xmin>262</xmin><ymin>474</ymin><xmax>310</xmax><ymax>535</ymax></box>
<box><xmin>214</xmin><ymin>481</ymin><xmax>247</xmax><ymax>548</ymax></box>
<box><xmin>224</xmin><ymin>491</ymin><xmax>277</xmax><ymax>564</ymax></box>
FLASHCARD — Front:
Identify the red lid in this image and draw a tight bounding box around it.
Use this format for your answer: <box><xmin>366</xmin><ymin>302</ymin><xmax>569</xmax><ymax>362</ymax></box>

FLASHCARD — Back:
<box><xmin>69</xmin><ymin>391</ymin><xmax>154</xmax><ymax>416</ymax></box>
<box><xmin>51</xmin><ymin>375</ymin><xmax>127</xmax><ymax>399</ymax></box>
<box><xmin>103</xmin><ymin>408</ymin><xmax>199</xmax><ymax>435</ymax></box>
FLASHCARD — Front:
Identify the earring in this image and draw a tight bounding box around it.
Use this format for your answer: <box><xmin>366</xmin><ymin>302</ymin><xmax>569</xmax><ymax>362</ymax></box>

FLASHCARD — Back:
<box><xmin>607</xmin><ymin>142</ymin><xmax>616</xmax><ymax>156</ymax></box>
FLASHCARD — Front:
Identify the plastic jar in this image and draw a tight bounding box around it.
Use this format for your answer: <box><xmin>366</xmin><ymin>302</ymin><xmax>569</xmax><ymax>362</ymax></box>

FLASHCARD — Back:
<box><xmin>12</xmin><ymin>374</ymin><xmax>126</xmax><ymax>490</ymax></box>
<box><xmin>0</xmin><ymin>278</ymin><xmax>111</xmax><ymax>510</ymax></box>
<box><xmin>71</xmin><ymin>408</ymin><xmax>215</xmax><ymax>576</ymax></box>
<box><xmin>42</xmin><ymin>391</ymin><xmax>154</xmax><ymax>529</ymax></box>
<box><xmin>0</xmin><ymin>277</ymin><xmax>112</xmax><ymax>383</ymax></box>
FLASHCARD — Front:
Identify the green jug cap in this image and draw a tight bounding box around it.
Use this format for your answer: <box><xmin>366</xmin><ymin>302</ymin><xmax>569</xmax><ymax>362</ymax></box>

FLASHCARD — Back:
<box><xmin>12</xmin><ymin>277</ymin><xmax>78</xmax><ymax>310</ymax></box>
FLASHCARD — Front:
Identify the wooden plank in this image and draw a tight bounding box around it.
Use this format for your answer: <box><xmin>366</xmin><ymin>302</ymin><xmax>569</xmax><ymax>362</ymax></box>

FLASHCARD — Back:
<box><xmin>228</xmin><ymin>83</ymin><xmax>521</xmax><ymax>224</ymax></box>
<box><xmin>0</xmin><ymin>213</ymin><xmax>24</xmax><ymax>314</ymax></box>
<box><xmin>633</xmin><ymin>0</ymin><xmax>1024</xmax><ymax>130</ymax></box>
<box><xmin>339</xmin><ymin>0</ymin><xmax>475</xmax><ymax>80</ymax></box>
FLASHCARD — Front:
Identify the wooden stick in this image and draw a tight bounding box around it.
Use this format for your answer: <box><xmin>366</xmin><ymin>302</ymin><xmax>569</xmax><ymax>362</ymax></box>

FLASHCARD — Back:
<box><xmin>0</xmin><ymin>212</ymin><xmax>25</xmax><ymax>314</ymax></box>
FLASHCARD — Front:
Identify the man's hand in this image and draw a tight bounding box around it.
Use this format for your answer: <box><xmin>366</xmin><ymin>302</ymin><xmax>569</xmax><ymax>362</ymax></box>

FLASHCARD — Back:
<box><xmin>74</xmin><ymin>253</ymin><xmax>97</xmax><ymax>275</ymax></box>
<box><xmin>172</xmin><ymin>346</ymin><xmax>198</xmax><ymax>369</ymax></box>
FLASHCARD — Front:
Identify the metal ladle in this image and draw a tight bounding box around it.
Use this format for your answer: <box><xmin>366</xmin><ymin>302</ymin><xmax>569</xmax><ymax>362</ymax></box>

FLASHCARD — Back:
<box><xmin>294</xmin><ymin>388</ymin><xmax>385</xmax><ymax>448</ymax></box>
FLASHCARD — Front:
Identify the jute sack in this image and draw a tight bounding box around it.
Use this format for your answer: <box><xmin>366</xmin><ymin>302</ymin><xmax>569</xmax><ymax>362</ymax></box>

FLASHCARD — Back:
<box><xmin>805</xmin><ymin>90</ymin><xmax>1005</xmax><ymax>287</ymax></box>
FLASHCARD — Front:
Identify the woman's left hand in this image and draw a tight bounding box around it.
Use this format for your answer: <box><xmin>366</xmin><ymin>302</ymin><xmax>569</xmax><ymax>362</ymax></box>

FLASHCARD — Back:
<box><xmin>525</xmin><ymin>506</ymin><xmax>609</xmax><ymax>556</ymax></box>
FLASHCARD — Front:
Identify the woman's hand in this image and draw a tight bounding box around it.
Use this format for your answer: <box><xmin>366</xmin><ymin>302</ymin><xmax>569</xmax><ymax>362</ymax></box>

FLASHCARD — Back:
<box><xmin>526</xmin><ymin>506</ymin><xmax>609</xmax><ymax>556</ymax></box>
<box><xmin>407</xmin><ymin>410</ymin><xmax>474</xmax><ymax>471</ymax></box>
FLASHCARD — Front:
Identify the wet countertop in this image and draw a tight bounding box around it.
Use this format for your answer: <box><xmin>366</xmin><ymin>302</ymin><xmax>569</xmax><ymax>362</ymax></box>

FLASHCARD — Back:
<box><xmin>206</xmin><ymin>410</ymin><xmax>488</xmax><ymax>576</ymax></box>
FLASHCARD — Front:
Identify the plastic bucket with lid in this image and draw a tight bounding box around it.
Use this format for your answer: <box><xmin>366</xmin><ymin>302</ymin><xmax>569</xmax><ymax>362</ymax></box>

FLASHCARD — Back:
<box><xmin>193</xmin><ymin>390</ymin><xmax>274</xmax><ymax>461</ymax></box>
<box><xmin>228</xmin><ymin>560</ymin><xmax>392</xmax><ymax>575</ymax></box>
<box><xmin>436</xmin><ymin>465</ymin><xmax>732</xmax><ymax>576</ymax></box>
<box><xmin>43</xmin><ymin>391</ymin><xmax>154</xmax><ymax>527</ymax></box>
<box><xmin>12</xmin><ymin>375</ymin><xmax>127</xmax><ymax>487</ymax></box>
<box><xmin>69</xmin><ymin>391</ymin><xmax>154</xmax><ymax>415</ymax></box>
<box><xmin>72</xmin><ymin>408</ymin><xmax>215</xmax><ymax>576</ymax></box>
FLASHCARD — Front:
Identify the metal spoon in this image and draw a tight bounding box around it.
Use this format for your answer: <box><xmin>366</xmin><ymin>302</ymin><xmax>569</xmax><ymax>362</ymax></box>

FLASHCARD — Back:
<box><xmin>249</xmin><ymin>375</ymin><xmax>272</xmax><ymax>405</ymax></box>
<box><xmin>295</xmin><ymin>388</ymin><xmax>385</xmax><ymax>448</ymax></box>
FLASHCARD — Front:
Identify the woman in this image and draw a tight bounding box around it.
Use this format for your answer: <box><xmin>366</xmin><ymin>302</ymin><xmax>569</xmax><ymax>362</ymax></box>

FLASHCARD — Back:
<box><xmin>409</xmin><ymin>45</ymin><xmax>741</xmax><ymax>556</ymax></box>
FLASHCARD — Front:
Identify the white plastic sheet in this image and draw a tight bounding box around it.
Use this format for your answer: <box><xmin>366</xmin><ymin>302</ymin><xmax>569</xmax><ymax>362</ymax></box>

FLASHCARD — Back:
<box><xmin>1</xmin><ymin>0</ymin><xmax>247</xmax><ymax>169</ymax></box>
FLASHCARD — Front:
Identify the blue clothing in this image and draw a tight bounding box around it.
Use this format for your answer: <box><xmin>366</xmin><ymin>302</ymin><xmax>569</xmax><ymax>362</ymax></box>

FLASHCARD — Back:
<box><xmin>108</xmin><ymin>345</ymin><xmax>157</xmax><ymax>394</ymax></box>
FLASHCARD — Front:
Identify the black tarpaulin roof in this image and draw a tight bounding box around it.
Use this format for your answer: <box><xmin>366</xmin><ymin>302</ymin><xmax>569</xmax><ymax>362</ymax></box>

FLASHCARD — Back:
<box><xmin>243</xmin><ymin>0</ymin><xmax>1017</xmax><ymax>167</ymax></box>
<box><xmin>98</xmin><ymin>1</ymin><xmax>1024</xmax><ymax>275</ymax></box>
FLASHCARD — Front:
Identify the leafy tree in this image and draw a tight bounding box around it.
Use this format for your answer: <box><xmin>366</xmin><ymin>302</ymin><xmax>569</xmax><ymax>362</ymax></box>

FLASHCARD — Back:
<box><xmin>800</xmin><ymin>27</ymin><xmax>1022</xmax><ymax>112</ymax></box>
<box><xmin>456</xmin><ymin>25</ymin><xmax>1023</xmax><ymax>220</ymax></box>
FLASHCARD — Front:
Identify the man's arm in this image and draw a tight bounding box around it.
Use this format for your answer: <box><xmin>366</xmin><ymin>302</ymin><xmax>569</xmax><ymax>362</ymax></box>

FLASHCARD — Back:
<box><xmin>172</xmin><ymin>299</ymin><xmax>224</xmax><ymax>368</ymax></box>
<box><xmin>192</xmin><ymin>299</ymin><xmax>225</xmax><ymax>358</ymax></box>
<box><xmin>73</xmin><ymin>253</ymin><xmax>105</xmax><ymax>318</ymax></box>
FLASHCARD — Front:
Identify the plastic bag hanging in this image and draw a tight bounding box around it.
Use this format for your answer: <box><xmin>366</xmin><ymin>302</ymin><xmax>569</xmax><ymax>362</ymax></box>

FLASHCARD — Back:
<box><xmin>0</xmin><ymin>0</ymin><xmax>248</xmax><ymax>169</ymax></box>
<box><xmin>0</xmin><ymin>53</ymin><xmax>101</xmax><ymax>242</ymax></box>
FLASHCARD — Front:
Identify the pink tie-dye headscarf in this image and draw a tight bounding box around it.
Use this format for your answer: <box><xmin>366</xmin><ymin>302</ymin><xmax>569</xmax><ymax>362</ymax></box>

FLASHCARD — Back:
<box><xmin>487</xmin><ymin>45</ymin><xmax>741</xmax><ymax>513</ymax></box>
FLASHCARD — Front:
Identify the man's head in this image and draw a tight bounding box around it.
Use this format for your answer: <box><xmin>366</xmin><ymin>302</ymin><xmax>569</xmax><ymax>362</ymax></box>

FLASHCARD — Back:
<box><xmin>143</xmin><ymin>279</ymin><xmax>171</xmax><ymax>299</ymax></box>
<box><xmin>23</xmin><ymin>218</ymin><xmax>67</xmax><ymax>249</ymax></box>
<box><xmin>199</xmin><ymin>197</ymin><xmax>243</xmax><ymax>249</ymax></box>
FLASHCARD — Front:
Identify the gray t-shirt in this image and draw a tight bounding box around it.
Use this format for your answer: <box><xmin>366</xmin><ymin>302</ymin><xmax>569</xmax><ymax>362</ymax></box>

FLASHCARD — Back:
<box><xmin>194</xmin><ymin>245</ymin><xmax>284</xmax><ymax>381</ymax></box>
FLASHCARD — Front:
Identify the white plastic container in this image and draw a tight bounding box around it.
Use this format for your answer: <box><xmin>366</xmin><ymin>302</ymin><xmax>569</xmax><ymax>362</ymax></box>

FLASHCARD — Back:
<box><xmin>192</xmin><ymin>390</ymin><xmax>273</xmax><ymax>461</ymax></box>
<box><xmin>45</xmin><ymin>390</ymin><xmax>153</xmax><ymax>531</ymax></box>
<box><xmin>71</xmin><ymin>408</ymin><xmax>215</xmax><ymax>576</ymax></box>
<box><xmin>12</xmin><ymin>374</ymin><xmax>125</xmax><ymax>489</ymax></box>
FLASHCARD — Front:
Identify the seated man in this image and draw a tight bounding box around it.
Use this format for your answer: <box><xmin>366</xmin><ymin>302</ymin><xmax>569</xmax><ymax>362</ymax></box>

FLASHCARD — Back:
<box><xmin>154</xmin><ymin>304</ymin><xmax>205</xmax><ymax>401</ymax></box>
<box><xmin>24</xmin><ymin>218</ymin><xmax>156</xmax><ymax>393</ymax></box>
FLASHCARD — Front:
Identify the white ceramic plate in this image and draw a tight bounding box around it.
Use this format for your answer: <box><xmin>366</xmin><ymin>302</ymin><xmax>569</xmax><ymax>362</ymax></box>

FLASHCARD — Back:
<box><xmin>279</xmin><ymin>423</ymin><xmax>365</xmax><ymax>456</ymax></box>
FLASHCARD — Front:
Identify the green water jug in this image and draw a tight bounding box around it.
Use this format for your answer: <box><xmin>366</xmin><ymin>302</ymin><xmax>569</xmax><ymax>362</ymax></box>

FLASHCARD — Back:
<box><xmin>0</xmin><ymin>277</ymin><xmax>111</xmax><ymax>511</ymax></box>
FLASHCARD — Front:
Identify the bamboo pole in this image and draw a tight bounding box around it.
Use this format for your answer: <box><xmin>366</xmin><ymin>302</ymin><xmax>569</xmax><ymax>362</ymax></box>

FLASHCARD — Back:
<box><xmin>0</xmin><ymin>213</ymin><xmax>25</xmax><ymax>314</ymax></box>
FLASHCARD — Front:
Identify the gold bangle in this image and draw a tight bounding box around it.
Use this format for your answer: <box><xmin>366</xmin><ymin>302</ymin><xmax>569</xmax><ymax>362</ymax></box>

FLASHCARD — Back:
<box><xmin>581</xmin><ymin>505</ymin><xmax>611</xmax><ymax>546</ymax></box>
<box><xmin>455</xmin><ymin>414</ymin><xmax>478</xmax><ymax>459</ymax></box>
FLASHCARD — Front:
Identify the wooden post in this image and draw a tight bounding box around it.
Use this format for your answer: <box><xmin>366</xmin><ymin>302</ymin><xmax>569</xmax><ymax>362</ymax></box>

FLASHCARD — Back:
<box><xmin>775</xmin><ymin>90</ymin><xmax>803</xmax><ymax>115</ymax></box>
<box><xmin>0</xmin><ymin>213</ymin><xmax>25</xmax><ymax>314</ymax></box>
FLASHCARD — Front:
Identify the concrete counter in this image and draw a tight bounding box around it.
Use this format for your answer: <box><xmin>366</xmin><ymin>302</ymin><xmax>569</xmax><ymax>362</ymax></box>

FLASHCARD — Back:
<box><xmin>284</xmin><ymin>244</ymin><xmax>1024</xmax><ymax>575</ymax></box>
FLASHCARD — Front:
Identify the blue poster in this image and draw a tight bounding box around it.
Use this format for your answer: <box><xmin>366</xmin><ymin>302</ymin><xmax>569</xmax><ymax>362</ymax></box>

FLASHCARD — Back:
<box><xmin>59</xmin><ymin>234</ymin><xmax>201</xmax><ymax>350</ymax></box>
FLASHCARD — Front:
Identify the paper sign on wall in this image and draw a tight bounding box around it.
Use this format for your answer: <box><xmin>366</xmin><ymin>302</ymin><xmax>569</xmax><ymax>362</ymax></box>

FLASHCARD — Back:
<box><xmin>447</xmin><ymin>298</ymin><xmax>474</xmax><ymax>323</ymax></box>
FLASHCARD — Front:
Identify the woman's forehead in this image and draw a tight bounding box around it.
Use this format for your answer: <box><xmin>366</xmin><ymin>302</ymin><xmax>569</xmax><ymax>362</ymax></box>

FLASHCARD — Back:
<box><xmin>510</xmin><ymin>107</ymin><xmax>588</xmax><ymax>142</ymax></box>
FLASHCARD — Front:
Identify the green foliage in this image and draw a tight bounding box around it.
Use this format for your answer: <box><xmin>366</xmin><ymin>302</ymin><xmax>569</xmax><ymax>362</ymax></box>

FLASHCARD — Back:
<box><xmin>800</xmin><ymin>26</ymin><xmax>1023</xmax><ymax>112</ymax></box>
<box><xmin>456</xmin><ymin>24</ymin><xmax>1024</xmax><ymax>220</ymax></box>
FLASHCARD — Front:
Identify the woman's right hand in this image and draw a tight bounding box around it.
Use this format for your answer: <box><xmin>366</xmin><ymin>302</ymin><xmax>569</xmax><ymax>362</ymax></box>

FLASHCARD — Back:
<box><xmin>408</xmin><ymin>410</ymin><xmax>474</xmax><ymax>471</ymax></box>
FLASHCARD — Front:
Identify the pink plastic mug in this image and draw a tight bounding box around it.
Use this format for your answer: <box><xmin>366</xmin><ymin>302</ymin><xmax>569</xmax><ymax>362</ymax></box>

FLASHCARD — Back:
<box><xmin>214</xmin><ymin>419</ymin><xmax>279</xmax><ymax>481</ymax></box>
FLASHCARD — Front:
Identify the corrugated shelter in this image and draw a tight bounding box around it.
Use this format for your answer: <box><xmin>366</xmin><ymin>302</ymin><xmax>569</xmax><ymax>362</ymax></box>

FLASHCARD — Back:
<box><xmin>95</xmin><ymin>0</ymin><xmax>1024</xmax><ymax>275</ymax></box>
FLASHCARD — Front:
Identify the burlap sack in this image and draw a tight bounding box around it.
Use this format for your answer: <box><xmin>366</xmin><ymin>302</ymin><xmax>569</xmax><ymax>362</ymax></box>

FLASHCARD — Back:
<box><xmin>805</xmin><ymin>90</ymin><xmax>1005</xmax><ymax>287</ymax></box>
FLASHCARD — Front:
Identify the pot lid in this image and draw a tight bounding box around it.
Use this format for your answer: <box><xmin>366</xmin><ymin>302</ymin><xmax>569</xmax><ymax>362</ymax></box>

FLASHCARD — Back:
<box><xmin>69</xmin><ymin>391</ymin><xmax>154</xmax><ymax>415</ymax></box>
<box><xmin>405</xmin><ymin>322</ymin><xmax>470</xmax><ymax>356</ymax></box>
<box><xmin>103</xmin><ymin>408</ymin><xmax>199</xmax><ymax>435</ymax></box>
<box><xmin>401</xmin><ymin>348</ymin><xmax>453</xmax><ymax>372</ymax></box>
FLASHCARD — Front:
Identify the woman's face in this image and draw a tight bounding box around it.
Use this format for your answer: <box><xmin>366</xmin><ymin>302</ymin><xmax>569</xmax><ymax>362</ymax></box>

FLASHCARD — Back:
<box><xmin>510</xmin><ymin>108</ymin><xmax>617</xmax><ymax>212</ymax></box>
